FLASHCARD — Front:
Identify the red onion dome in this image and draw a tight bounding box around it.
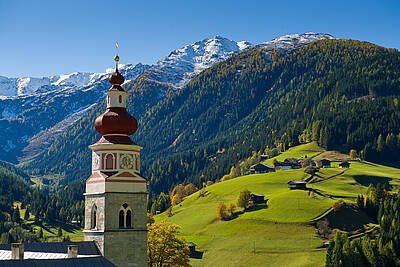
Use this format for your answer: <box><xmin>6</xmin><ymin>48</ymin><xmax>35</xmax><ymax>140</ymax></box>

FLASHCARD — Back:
<box><xmin>109</xmin><ymin>71</ymin><xmax>125</xmax><ymax>85</ymax></box>
<box><xmin>95</xmin><ymin>107</ymin><xmax>138</xmax><ymax>136</ymax></box>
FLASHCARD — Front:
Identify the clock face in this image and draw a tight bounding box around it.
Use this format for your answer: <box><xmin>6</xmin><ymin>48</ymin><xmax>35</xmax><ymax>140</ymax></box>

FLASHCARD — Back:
<box><xmin>120</xmin><ymin>154</ymin><xmax>134</xmax><ymax>169</ymax></box>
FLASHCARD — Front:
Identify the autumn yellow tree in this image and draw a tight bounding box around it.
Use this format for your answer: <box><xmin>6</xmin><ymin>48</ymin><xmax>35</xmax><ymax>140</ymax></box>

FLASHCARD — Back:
<box><xmin>171</xmin><ymin>194</ymin><xmax>182</xmax><ymax>206</ymax></box>
<box><xmin>147</xmin><ymin>221</ymin><xmax>190</xmax><ymax>267</ymax></box>
<box><xmin>227</xmin><ymin>203</ymin><xmax>236</xmax><ymax>216</ymax></box>
<box><xmin>147</xmin><ymin>213</ymin><xmax>155</xmax><ymax>225</ymax></box>
<box><xmin>349</xmin><ymin>149</ymin><xmax>357</xmax><ymax>159</ymax></box>
<box><xmin>170</xmin><ymin>184</ymin><xmax>185</xmax><ymax>199</ymax></box>
<box><xmin>237</xmin><ymin>188</ymin><xmax>252</xmax><ymax>210</ymax></box>
<box><xmin>216</xmin><ymin>202</ymin><xmax>229</xmax><ymax>220</ymax></box>
<box><xmin>183</xmin><ymin>183</ymin><xmax>198</xmax><ymax>196</ymax></box>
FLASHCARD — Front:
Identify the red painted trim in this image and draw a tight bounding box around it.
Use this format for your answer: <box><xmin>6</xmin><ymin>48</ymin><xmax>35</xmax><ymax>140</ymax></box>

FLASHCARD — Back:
<box><xmin>86</xmin><ymin>178</ymin><xmax>106</xmax><ymax>184</ymax></box>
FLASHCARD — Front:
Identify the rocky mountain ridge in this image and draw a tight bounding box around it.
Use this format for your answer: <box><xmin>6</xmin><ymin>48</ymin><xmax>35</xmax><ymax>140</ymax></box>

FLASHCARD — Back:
<box><xmin>0</xmin><ymin>33</ymin><xmax>333</xmax><ymax>163</ymax></box>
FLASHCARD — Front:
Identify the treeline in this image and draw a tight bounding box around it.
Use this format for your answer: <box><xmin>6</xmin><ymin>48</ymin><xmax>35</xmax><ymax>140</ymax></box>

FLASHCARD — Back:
<box><xmin>326</xmin><ymin>185</ymin><xmax>400</xmax><ymax>266</ymax></box>
<box><xmin>361</xmin><ymin>132</ymin><xmax>400</xmax><ymax>163</ymax></box>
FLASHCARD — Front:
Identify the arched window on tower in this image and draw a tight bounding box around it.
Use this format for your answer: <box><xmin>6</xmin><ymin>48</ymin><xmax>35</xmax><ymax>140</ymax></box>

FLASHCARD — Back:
<box><xmin>119</xmin><ymin>95</ymin><xmax>122</xmax><ymax>103</ymax></box>
<box><xmin>126</xmin><ymin>210</ymin><xmax>132</xmax><ymax>228</ymax></box>
<box><xmin>119</xmin><ymin>210</ymin><xmax>124</xmax><ymax>228</ymax></box>
<box><xmin>91</xmin><ymin>205</ymin><xmax>97</xmax><ymax>229</ymax></box>
<box><xmin>105</xmin><ymin>154</ymin><xmax>114</xmax><ymax>170</ymax></box>
<box><xmin>119</xmin><ymin>203</ymin><xmax>133</xmax><ymax>229</ymax></box>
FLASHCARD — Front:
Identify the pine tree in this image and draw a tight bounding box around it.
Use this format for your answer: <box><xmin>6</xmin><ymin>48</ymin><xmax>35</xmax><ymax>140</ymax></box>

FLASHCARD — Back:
<box><xmin>57</xmin><ymin>227</ymin><xmax>62</xmax><ymax>237</ymax></box>
<box><xmin>377</xmin><ymin>134</ymin><xmax>385</xmax><ymax>153</ymax></box>
<box><xmin>24</xmin><ymin>207</ymin><xmax>30</xmax><ymax>221</ymax></box>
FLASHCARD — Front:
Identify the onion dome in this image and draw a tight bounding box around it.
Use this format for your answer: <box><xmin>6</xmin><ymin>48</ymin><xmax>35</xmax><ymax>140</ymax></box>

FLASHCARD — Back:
<box><xmin>109</xmin><ymin>71</ymin><xmax>125</xmax><ymax>85</ymax></box>
<box><xmin>94</xmin><ymin>52</ymin><xmax>138</xmax><ymax>136</ymax></box>
<box><xmin>95</xmin><ymin>107</ymin><xmax>137</xmax><ymax>135</ymax></box>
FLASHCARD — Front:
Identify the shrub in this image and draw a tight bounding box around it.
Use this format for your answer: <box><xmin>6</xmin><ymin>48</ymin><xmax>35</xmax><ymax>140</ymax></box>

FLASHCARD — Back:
<box><xmin>221</xmin><ymin>174</ymin><xmax>231</xmax><ymax>182</ymax></box>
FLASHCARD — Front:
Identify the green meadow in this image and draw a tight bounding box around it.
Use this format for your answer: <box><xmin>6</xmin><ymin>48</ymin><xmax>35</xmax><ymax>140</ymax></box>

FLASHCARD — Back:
<box><xmin>155</xmin><ymin>143</ymin><xmax>400</xmax><ymax>266</ymax></box>
<box><xmin>14</xmin><ymin>202</ymin><xmax>83</xmax><ymax>242</ymax></box>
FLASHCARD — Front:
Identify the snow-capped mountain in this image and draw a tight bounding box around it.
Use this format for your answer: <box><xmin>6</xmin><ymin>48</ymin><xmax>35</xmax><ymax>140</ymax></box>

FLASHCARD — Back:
<box><xmin>260</xmin><ymin>32</ymin><xmax>335</xmax><ymax>50</ymax></box>
<box><xmin>144</xmin><ymin>35</ymin><xmax>253</xmax><ymax>89</ymax></box>
<box><xmin>0</xmin><ymin>63</ymin><xmax>149</xmax><ymax>162</ymax></box>
<box><xmin>0</xmin><ymin>33</ymin><xmax>333</xmax><ymax>163</ymax></box>
<box><xmin>0</xmin><ymin>72</ymin><xmax>95</xmax><ymax>97</ymax></box>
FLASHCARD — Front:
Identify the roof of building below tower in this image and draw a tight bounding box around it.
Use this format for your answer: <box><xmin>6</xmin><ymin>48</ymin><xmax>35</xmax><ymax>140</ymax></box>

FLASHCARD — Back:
<box><xmin>0</xmin><ymin>256</ymin><xmax>115</xmax><ymax>267</ymax></box>
<box><xmin>0</xmin><ymin>241</ymin><xmax>115</xmax><ymax>266</ymax></box>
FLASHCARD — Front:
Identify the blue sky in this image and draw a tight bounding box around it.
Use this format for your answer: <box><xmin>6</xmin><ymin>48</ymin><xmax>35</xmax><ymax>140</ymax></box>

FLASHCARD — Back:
<box><xmin>0</xmin><ymin>0</ymin><xmax>399</xmax><ymax>77</ymax></box>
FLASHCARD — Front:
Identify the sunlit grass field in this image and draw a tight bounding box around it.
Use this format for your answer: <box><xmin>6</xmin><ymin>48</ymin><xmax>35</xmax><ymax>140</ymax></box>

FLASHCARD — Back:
<box><xmin>155</xmin><ymin>143</ymin><xmax>400</xmax><ymax>266</ymax></box>
<box><xmin>14</xmin><ymin>202</ymin><xmax>83</xmax><ymax>242</ymax></box>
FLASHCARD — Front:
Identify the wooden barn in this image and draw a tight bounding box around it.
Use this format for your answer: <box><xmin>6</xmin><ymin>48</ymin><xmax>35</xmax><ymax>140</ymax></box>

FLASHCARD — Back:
<box><xmin>251</xmin><ymin>193</ymin><xmax>266</xmax><ymax>204</ymax></box>
<box><xmin>288</xmin><ymin>180</ymin><xmax>307</xmax><ymax>190</ymax></box>
<box><xmin>250</xmin><ymin>163</ymin><xmax>275</xmax><ymax>174</ymax></box>
<box><xmin>317</xmin><ymin>159</ymin><xmax>331</xmax><ymax>168</ymax></box>
<box><xmin>339</xmin><ymin>161</ymin><xmax>351</xmax><ymax>168</ymax></box>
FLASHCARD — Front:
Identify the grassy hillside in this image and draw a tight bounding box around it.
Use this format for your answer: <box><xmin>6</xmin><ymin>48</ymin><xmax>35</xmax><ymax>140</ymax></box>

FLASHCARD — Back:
<box><xmin>263</xmin><ymin>142</ymin><xmax>324</xmax><ymax>165</ymax></box>
<box><xmin>155</xmin><ymin>144</ymin><xmax>400</xmax><ymax>266</ymax></box>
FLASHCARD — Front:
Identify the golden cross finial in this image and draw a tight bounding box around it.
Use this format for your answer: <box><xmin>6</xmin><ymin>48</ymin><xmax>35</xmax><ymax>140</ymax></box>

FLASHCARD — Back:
<box><xmin>114</xmin><ymin>41</ymin><xmax>120</xmax><ymax>71</ymax></box>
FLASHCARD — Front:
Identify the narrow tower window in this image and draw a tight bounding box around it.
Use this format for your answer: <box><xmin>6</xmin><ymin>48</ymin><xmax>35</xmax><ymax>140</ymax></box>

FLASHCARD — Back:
<box><xmin>119</xmin><ymin>210</ymin><xmax>125</xmax><ymax>228</ymax></box>
<box><xmin>119</xmin><ymin>95</ymin><xmax>122</xmax><ymax>103</ymax></box>
<box><xmin>105</xmin><ymin>154</ymin><xmax>114</xmax><ymax>169</ymax></box>
<box><xmin>126</xmin><ymin>210</ymin><xmax>132</xmax><ymax>228</ymax></box>
<box><xmin>91</xmin><ymin>205</ymin><xmax>97</xmax><ymax>229</ymax></box>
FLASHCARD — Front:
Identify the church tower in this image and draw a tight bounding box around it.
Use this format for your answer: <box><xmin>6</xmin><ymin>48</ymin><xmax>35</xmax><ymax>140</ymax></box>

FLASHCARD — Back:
<box><xmin>84</xmin><ymin>53</ymin><xmax>147</xmax><ymax>267</ymax></box>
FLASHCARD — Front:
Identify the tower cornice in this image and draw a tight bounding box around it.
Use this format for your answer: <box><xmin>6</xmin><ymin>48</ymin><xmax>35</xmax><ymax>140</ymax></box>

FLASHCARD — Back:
<box><xmin>89</xmin><ymin>143</ymin><xmax>143</xmax><ymax>152</ymax></box>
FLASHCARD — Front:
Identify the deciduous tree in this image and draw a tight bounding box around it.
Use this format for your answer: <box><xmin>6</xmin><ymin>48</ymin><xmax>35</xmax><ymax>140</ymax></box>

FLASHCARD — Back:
<box><xmin>237</xmin><ymin>188</ymin><xmax>252</xmax><ymax>210</ymax></box>
<box><xmin>349</xmin><ymin>149</ymin><xmax>357</xmax><ymax>159</ymax></box>
<box><xmin>147</xmin><ymin>221</ymin><xmax>190</xmax><ymax>267</ymax></box>
<box><xmin>216</xmin><ymin>202</ymin><xmax>228</xmax><ymax>220</ymax></box>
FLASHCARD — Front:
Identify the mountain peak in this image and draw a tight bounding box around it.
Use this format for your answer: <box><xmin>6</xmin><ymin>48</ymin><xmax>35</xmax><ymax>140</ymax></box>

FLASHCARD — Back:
<box><xmin>153</xmin><ymin>36</ymin><xmax>253</xmax><ymax>88</ymax></box>
<box><xmin>262</xmin><ymin>32</ymin><xmax>335</xmax><ymax>50</ymax></box>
